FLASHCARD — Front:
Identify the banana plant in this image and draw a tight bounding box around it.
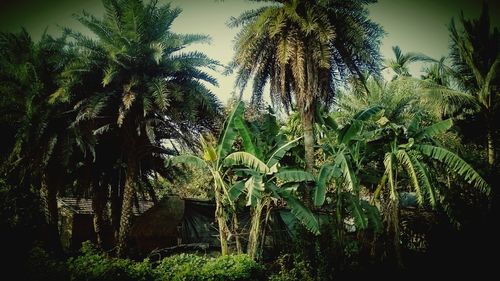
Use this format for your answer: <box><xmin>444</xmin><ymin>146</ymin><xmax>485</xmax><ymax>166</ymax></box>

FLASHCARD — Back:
<box><xmin>315</xmin><ymin>106</ymin><xmax>385</xmax><ymax>241</ymax></box>
<box><xmin>171</xmin><ymin>101</ymin><xmax>249</xmax><ymax>255</ymax></box>
<box><xmin>369</xmin><ymin>113</ymin><xmax>490</xmax><ymax>266</ymax></box>
<box><xmin>225</xmin><ymin>138</ymin><xmax>321</xmax><ymax>258</ymax></box>
<box><xmin>375</xmin><ymin>116</ymin><xmax>490</xmax><ymax>208</ymax></box>
<box><xmin>222</xmin><ymin>108</ymin><xmax>320</xmax><ymax>259</ymax></box>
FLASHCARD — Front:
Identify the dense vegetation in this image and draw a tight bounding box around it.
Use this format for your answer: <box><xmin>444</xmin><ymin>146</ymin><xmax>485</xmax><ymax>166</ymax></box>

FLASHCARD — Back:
<box><xmin>1</xmin><ymin>0</ymin><xmax>498</xmax><ymax>280</ymax></box>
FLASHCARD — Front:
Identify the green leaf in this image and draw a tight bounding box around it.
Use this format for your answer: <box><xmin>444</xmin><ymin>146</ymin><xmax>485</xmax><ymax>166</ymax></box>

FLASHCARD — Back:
<box><xmin>314</xmin><ymin>164</ymin><xmax>335</xmax><ymax>206</ymax></box>
<box><xmin>396</xmin><ymin>150</ymin><xmax>424</xmax><ymax>205</ymax></box>
<box><xmin>276</xmin><ymin>169</ymin><xmax>315</xmax><ymax>183</ymax></box>
<box><xmin>383</xmin><ymin>152</ymin><xmax>397</xmax><ymax>201</ymax></box>
<box><xmin>171</xmin><ymin>155</ymin><xmax>208</xmax><ymax>170</ymax></box>
<box><xmin>102</xmin><ymin>65</ymin><xmax>117</xmax><ymax>86</ymax></box>
<box><xmin>281</xmin><ymin>192</ymin><xmax>320</xmax><ymax>235</ymax></box>
<box><xmin>216</xmin><ymin>101</ymin><xmax>245</xmax><ymax>164</ymax></box>
<box><xmin>245</xmin><ymin>175</ymin><xmax>264</xmax><ymax>207</ymax></box>
<box><xmin>360</xmin><ymin>200</ymin><xmax>383</xmax><ymax>233</ymax></box>
<box><xmin>266</xmin><ymin>137</ymin><xmax>301</xmax><ymax>167</ymax></box>
<box><xmin>415</xmin><ymin>144</ymin><xmax>490</xmax><ymax>195</ymax></box>
<box><xmin>229</xmin><ymin>180</ymin><xmax>245</xmax><ymax>202</ymax></box>
<box><xmin>352</xmin><ymin>106</ymin><xmax>383</xmax><ymax>121</ymax></box>
<box><xmin>334</xmin><ymin>152</ymin><xmax>357</xmax><ymax>192</ymax></box>
<box><xmin>338</xmin><ymin>120</ymin><xmax>362</xmax><ymax>144</ymax></box>
<box><xmin>346</xmin><ymin>194</ymin><xmax>368</xmax><ymax>230</ymax></box>
<box><xmin>415</xmin><ymin>118</ymin><xmax>453</xmax><ymax>140</ymax></box>
<box><xmin>409</xmin><ymin>153</ymin><xmax>436</xmax><ymax>207</ymax></box>
<box><xmin>224</xmin><ymin>152</ymin><xmax>270</xmax><ymax>174</ymax></box>
<box><xmin>234</xmin><ymin>116</ymin><xmax>259</xmax><ymax>157</ymax></box>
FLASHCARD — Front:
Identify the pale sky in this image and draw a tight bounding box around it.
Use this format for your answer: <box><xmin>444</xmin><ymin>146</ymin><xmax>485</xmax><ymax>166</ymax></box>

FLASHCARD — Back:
<box><xmin>1</xmin><ymin>0</ymin><xmax>498</xmax><ymax>103</ymax></box>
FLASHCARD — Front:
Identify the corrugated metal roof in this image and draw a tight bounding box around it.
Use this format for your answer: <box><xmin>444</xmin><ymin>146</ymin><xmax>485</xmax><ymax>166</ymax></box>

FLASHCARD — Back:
<box><xmin>58</xmin><ymin>197</ymin><xmax>154</xmax><ymax>216</ymax></box>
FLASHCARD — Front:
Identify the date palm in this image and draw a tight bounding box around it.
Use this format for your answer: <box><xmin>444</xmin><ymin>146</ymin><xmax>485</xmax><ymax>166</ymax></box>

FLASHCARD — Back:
<box><xmin>0</xmin><ymin>29</ymin><xmax>72</xmax><ymax>253</ymax></box>
<box><xmin>230</xmin><ymin>0</ymin><xmax>383</xmax><ymax>204</ymax></box>
<box><xmin>56</xmin><ymin>0</ymin><xmax>222</xmax><ymax>256</ymax></box>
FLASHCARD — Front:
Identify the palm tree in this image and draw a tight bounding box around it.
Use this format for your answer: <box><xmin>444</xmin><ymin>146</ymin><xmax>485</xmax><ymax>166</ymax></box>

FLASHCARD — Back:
<box><xmin>421</xmin><ymin>56</ymin><xmax>453</xmax><ymax>87</ymax></box>
<box><xmin>449</xmin><ymin>3</ymin><xmax>500</xmax><ymax>168</ymax></box>
<box><xmin>230</xmin><ymin>0</ymin><xmax>383</xmax><ymax>204</ymax></box>
<box><xmin>0</xmin><ymin>29</ymin><xmax>72</xmax><ymax>253</ymax></box>
<box><xmin>383</xmin><ymin>46</ymin><xmax>434</xmax><ymax>80</ymax></box>
<box><xmin>56</xmin><ymin>0</ymin><xmax>222</xmax><ymax>256</ymax></box>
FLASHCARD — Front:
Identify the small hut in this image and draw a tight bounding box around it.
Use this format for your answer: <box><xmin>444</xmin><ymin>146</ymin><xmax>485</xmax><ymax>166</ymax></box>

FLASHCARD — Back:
<box><xmin>57</xmin><ymin>197</ymin><xmax>153</xmax><ymax>250</ymax></box>
<box><xmin>129</xmin><ymin>196</ymin><xmax>220</xmax><ymax>255</ymax></box>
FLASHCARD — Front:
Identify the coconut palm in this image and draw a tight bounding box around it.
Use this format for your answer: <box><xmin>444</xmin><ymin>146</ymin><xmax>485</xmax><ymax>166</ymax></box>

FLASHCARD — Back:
<box><xmin>56</xmin><ymin>0</ymin><xmax>222</xmax><ymax>256</ymax></box>
<box><xmin>449</xmin><ymin>3</ymin><xmax>500</xmax><ymax>168</ymax></box>
<box><xmin>230</xmin><ymin>0</ymin><xmax>383</xmax><ymax>204</ymax></box>
<box><xmin>383</xmin><ymin>45</ymin><xmax>434</xmax><ymax>80</ymax></box>
<box><xmin>421</xmin><ymin>56</ymin><xmax>453</xmax><ymax>87</ymax></box>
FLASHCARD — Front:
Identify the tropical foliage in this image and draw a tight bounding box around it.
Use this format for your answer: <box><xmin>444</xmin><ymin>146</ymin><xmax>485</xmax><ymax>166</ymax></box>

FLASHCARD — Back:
<box><xmin>230</xmin><ymin>0</ymin><xmax>384</xmax><ymax>207</ymax></box>
<box><xmin>0</xmin><ymin>0</ymin><xmax>497</xmax><ymax>279</ymax></box>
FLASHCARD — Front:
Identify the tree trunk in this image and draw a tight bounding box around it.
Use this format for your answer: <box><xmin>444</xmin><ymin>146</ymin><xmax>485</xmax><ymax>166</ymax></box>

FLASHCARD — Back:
<box><xmin>387</xmin><ymin>199</ymin><xmax>403</xmax><ymax>268</ymax></box>
<box><xmin>247</xmin><ymin>200</ymin><xmax>264</xmax><ymax>259</ymax></box>
<box><xmin>232</xmin><ymin>212</ymin><xmax>243</xmax><ymax>254</ymax></box>
<box><xmin>41</xmin><ymin>174</ymin><xmax>62</xmax><ymax>254</ymax></box>
<box><xmin>92</xmin><ymin>183</ymin><xmax>109</xmax><ymax>249</ymax></box>
<box><xmin>301</xmin><ymin>104</ymin><xmax>316</xmax><ymax>207</ymax></box>
<box><xmin>214</xmin><ymin>186</ymin><xmax>229</xmax><ymax>255</ymax></box>
<box><xmin>116</xmin><ymin>154</ymin><xmax>137</xmax><ymax>257</ymax></box>
<box><xmin>110</xmin><ymin>180</ymin><xmax>121</xmax><ymax>245</ymax></box>
<box><xmin>259</xmin><ymin>201</ymin><xmax>272</xmax><ymax>254</ymax></box>
<box><xmin>487</xmin><ymin>127</ymin><xmax>496</xmax><ymax>168</ymax></box>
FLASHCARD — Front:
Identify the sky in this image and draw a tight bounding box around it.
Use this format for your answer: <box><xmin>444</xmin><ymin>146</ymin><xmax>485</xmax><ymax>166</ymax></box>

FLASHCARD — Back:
<box><xmin>1</xmin><ymin>0</ymin><xmax>498</xmax><ymax>103</ymax></box>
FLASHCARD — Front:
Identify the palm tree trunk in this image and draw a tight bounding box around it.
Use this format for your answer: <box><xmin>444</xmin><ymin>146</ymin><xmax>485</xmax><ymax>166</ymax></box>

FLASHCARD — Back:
<box><xmin>41</xmin><ymin>173</ymin><xmax>62</xmax><ymax>254</ymax></box>
<box><xmin>214</xmin><ymin>186</ymin><xmax>229</xmax><ymax>255</ymax></box>
<box><xmin>92</xmin><ymin>183</ymin><xmax>108</xmax><ymax>249</ymax></box>
<box><xmin>247</xmin><ymin>200</ymin><xmax>264</xmax><ymax>259</ymax></box>
<box><xmin>487</xmin><ymin>127</ymin><xmax>496</xmax><ymax>168</ymax></box>
<box><xmin>116</xmin><ymin>154</ymin><xmax>137</xmax><ymax>257</ymax></box>
<box><xmin>301</xmin><ymin>104</ymin><xmax>316</xmax><ymax>206</ymax></box>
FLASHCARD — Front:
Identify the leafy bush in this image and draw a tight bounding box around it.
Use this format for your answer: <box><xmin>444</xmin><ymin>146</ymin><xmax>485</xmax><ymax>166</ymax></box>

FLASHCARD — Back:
<box><xmin>66</xmin><ymin>243</ymin><xmax>263</xmax><ymax>281</ymax></box>
<box><xmin>199</xmin><ymin>254</ymin><xmax>264</xmax><ymax>281</ymax></box>
<box><xmin>67</xmin><ymin>241</ymin><xmax>154</xmax><ymax>281</ymax></box>
<box><xmin>154</xmin><ymin>253</ymin><xmax>205</xmax><ymax>280</ymax></box>
<box><xmin>154</xmin><ymin>253</ymin><xmax>263</xmax><ymax>281</ymax></box>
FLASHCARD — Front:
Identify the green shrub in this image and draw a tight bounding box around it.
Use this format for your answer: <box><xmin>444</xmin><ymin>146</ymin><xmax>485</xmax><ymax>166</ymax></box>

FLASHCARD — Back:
<box><xmin>154</xmin><ymin>253</ymin><xmax>263</xmax><ymax>281</ymax></box>
<box><xmin>66</xmin><ymin>242</ymin><xmax>263</xmax><ymax>281</ymax></box>
<box><xmin>154</xmin><ymin>253</ymin><xmax>205</xmax><ymax>281</ymax></box>
<box><xmin>200</xmin><ymin>254</ymin><xmax>263</xmax><ymax>281</ymax></box>
<box><xmin>67</xmin><ymin>241</ymin><xmax>154</xmax><ymax>281</ymax></box>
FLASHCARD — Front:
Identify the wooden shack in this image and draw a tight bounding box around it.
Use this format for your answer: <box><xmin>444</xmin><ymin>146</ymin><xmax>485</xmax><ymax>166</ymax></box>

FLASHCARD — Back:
<box><xmin>57</xmin><ymin>197</ymin><xmax>153</xmax><ymax>250</ymax></box>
